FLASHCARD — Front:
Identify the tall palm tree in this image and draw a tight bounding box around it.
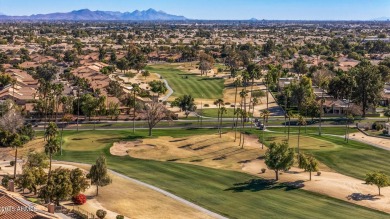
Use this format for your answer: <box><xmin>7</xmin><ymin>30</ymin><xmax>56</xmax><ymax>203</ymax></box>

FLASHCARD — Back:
<box><xmin>219</xmin><ymin>106</ymin><xmax>227</xmax><ymax>138</ymax></box>
<box><xmin>53</xmin><ymin>83</ymin><xmax>64</xmax><ymax>122</ymax></box>
<box><xmin>239</xmin><ymin>89</ymin><xmax>248</xmax><ymax>121</ymax></box>
<box><xmin>284</xmin><ymin>88</ymin><xmax>292</xmax><ymax>134</ymax></box>
<box><xmin>232</xmin><ymin>77</ymin><xmax>242</xmax><ymax>129</ymax></box>
<box><xmin>286</xmin><ymin>110</ymin><xmax>295</xmax><ymax>141</ymax></box>
<box><xmin>247</xmin><ymin>63</ymin><xmax>262</xmax><ymax>100</ymax></box>
<box><xmin>297</xmin><ymin>115</ymin><xmax>307</xmax><ymax>159</ymax></box>
<box><xmin>239</xmin><ymin>109</ymin><xmax>247</xmax><ymax>148</ymax></box>
<box><xmin>319</xmin><ymin>95</ymin><xmax>325</xmax><ymax>136</ymax></box>
<box><xmin>234</xmin><ymin>108</ymin><xmax>242</xmax><ymax>142</ymax></box>
<box><xmin>59</xmin><ymin>114</ymin><xmax>72</xmax><ymax>156</ymax></box>
<box><xmin>260</xmin><ymin>109</ymin><xmax>270</xmax><ymax>149</ymax></box>
<box><xmin>251</xmin><ymin>97</ymin><xmax>258</xmax><ymax>128</ymax></box>
<box><xmin>214</xmin><ymin>99</ymin><xmax>224</xmax><ymax>134</ymax></box>
<box><xmin>44</xmin><ymin>122</ymin><xmax>59</xmax><ymax>176</ymax></box>
<box><xmin>132</xmin><ymin>83</ymin><xmax>141</xmax><ymax>133</ymax></box>
<box><xmin>264</xmin><ymin>73</ymin><xmax>272</xmax><ymax>110</ymax></box>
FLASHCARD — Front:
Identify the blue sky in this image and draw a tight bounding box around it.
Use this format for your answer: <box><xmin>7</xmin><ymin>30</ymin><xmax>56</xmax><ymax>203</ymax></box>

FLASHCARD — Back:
<box><xmin>0</xmin><ymin>0</ymin><xmax>389</xmax><ymax>20</ymax></box>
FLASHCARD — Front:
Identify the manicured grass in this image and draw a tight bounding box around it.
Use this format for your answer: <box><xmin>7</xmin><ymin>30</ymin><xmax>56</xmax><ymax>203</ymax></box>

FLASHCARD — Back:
<box><xmin>197</xmin><ymin>108</ymin><xmax>236</xmax><ymax>118</ymax></box>
<box><xmin>145</xmin><ymin>65</ymin><xmax>224</xmax><ymax>99</ymax></box>
<box><xmin>55</xmin><ymin>129</ymin><xmax>389</xmax><ymax>219</ymax></box>
<box><xmin>267</xmin><ymin>127</ymin><xmax>355</xmax><ymax>136</ymax></box>
<box><xmin>261</xmin><ymin>131</ymin><xmax>390</xmax><ymax>180</ymax></box>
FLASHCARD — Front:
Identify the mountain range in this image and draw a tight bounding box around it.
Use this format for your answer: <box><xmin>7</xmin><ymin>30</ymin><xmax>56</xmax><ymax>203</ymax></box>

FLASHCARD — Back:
<box><xmin>372</xmin><ymin>17</ymin><xmax>390</xmax><ymax>21</ymax></box>
<box><xmin>0</xmin><ymin>8</ymin><xmax>188</xmax><ymax>21</ymax></box>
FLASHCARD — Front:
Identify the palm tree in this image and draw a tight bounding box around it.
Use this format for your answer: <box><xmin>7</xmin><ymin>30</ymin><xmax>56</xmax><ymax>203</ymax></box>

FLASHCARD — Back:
<box><xmin>284</xmin><ymin>88</ymin><xmax>292</xmax><ymax>134</ymax></box>
<box><xmin>132</xmin><ymin>83</ymin><xmax>141</xmax><ymax>133</ymax></box>
<box><xmin>251</xmin><ymin>97</ymin><xmax>259</xmax><ymax>128</ymax></box>
<box><xmin>297</xmin><ymin>115</ymin><xmax>307</xmax><ymax>159</ymax></box>
<box><xmin>239</xmin><ymin>109</ymin><xmax>247</xmax><ymax>148</ymax></box>
<box><xmin>44</xmin><ymin>122</ymin><xmax>59</xmax><ymax>176</ymax></box>
<box><xmin>319</xmin><ymin>96</ymin><xmax>325</xmax><ymax>136</ymax></box>
<box><xmin>239</xmin><ymin>89</ymin><xmax>248</xmax><ymax>121</ymax></box>
<box><xmin>264</xmin><ymin>73</ymin><xmax>272</xmax><ymax>110</ymax></box>
<box><xmin>54</xmin><ymin>83</ymin><xmax>64</xmax><ymax>122</ymax></box>
<box><xmin>59</xmin><ymin>114</ymin><xmax>72</xmax><ymax>156</ymax></box>
<box><xmin>247</xmin><ymin>63</ymin><xmax>261</xmax><ymax>100</ymax></box>
<box><xmin>219</xmin><ymin>107</ymin><xmax>227</xmax><ymax>138</ymax></box>
<box><xmin>232</xmin><ymin>77</ymin><xmax>242</xmax><ymax>129</ymax></box>
<box><xmin>286</xmin><ymin>110</ymin><xmax>295</xmax><ymax>141</ymax></box>
<box><xmin>260</xmin><ymin>109</ymin><xmax>270</xmax><ymax>149</ymax></box>
<box><xmin>234</xmin><ymin>108</ymin><xmax>242</xmax><ymax>142</ymax></box>
<box><xmin>214</xmin><ymin>99</ymin><xmax>224</xmax><ymax>134</ymax></box>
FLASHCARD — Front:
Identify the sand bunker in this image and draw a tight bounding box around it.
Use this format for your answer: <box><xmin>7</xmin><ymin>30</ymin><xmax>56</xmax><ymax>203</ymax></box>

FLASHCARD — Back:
<box><xmin>110</xmin><ymin>140</ymin><xmax>156</xmax><ymax>156</ymax></box>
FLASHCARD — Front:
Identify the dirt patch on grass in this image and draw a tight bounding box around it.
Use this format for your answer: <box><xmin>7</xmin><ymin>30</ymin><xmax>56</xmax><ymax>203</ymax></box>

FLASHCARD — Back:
<box><xmin>54</xmin><ymin>162</ymin><xmax>214</xmax><ymax>219</ymax></box>
<box><xmin>349</xmin><ymin>132</ymin><xmax>390</xmax><ymax>150</ymax></box>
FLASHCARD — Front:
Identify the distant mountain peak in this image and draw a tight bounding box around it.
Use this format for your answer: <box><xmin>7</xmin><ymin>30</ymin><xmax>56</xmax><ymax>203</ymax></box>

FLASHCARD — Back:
<box><xmin>372</xmin><ymin>16</ymin><xmax>390</xmax><ymax>21</ymax></box>
<box><xmin>74</xmin><ymin>9</ymin><xmax>91</xmax><ymax>12</ymax></box>
<box><xmin>0</xmin><ymin>8</ymin><xmax>188</xmax><ymax>21</ymax></box>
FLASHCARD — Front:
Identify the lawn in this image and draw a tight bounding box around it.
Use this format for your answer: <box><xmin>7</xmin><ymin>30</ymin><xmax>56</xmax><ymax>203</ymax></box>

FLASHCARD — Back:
<box><xmin>267</xmin><ymin>127</ymin><xmax>355</xmax><ymax>136</ymax></box>
<box><xmin>260</xmin><ymin>130</ymin><xmax>390</xmax><ymax>180</ymax></box>
<box><xmin>197</xmin><ymin>108</ymin><xmax>236</xmax><ymax>118</ymax></box>
<box><xmin>54</xmin><ymin>129</ymin><xmax>389</xmax><ymax>219</ymax></box>
<box><xmin>145</xmin><ymin>65</ymin><xmax>224</xmax><ymax>99</ymax></box>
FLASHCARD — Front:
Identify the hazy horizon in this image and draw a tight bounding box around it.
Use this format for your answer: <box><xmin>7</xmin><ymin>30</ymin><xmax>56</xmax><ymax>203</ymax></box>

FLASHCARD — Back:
<box><xmin>0</xmin><ymin>0</ymin><xmax>389</xmax><ymax>20</ymax></box>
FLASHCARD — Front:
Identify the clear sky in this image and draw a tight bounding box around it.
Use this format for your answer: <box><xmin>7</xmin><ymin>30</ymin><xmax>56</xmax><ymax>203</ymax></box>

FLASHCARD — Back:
<box><xmin>0</xmin><ymin>0</ymin><xmax>389</xmax><ymax>20</ymax></box>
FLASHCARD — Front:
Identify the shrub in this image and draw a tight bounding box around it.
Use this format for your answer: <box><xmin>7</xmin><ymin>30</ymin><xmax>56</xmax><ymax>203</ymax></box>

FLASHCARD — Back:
<box><xmin>372</xmin><ymin>122</ymin><xmax>384</xmax><ymax>131</ymax></box>
<box><xmin>96</xmin><ymin>209</ymin><xmax>107</xmax><ymax>219</ymax></box>
<box><xmin>204</xmin><ymin>104</ymin><xmax>209</xmax><ymax>107</ymax></box>
<box><xmin>383</xmin><ymin>130</ymin><xmax>389</xmax><ymax>135</ymax></box>
<box><xmin>9</xmin><ymin>161</ymin><xmax>15</xmax><ymax>166</ymax></box>
<box><xmin>72</xmin><ymin>194</ymin><xmax>87</xmax><ymax>205</ymax></box>
<box><xmin>261</xmin><ymin>168</ymin><xmax>266</xmax><ymax>173</ymax></box>
<box><xmin>376</xmin><ymin>124</ymin><xmax>384</xmax><ymax>131</ymax></box>
<box><xmin>1</xmin><ymin>175</ymin><xmax>10</xmax><ymax>187</ymax></box>
<box><xmin>317</xmin><ymin>172</ymin><xmax>322</xmax><ymax>176</ymax></box>
<box><xmin>71</xmin><ymin>209</ymin><xmax>88</xmax><ymax>219</ymax></box>
<box><xmin>116</xmin><ymin>215</ymin><xmax>125</xmax><ymax>219</ymax></box>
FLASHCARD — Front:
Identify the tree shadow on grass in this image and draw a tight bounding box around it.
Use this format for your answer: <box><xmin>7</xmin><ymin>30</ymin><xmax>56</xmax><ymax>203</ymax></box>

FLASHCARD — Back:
<box><xmin>96</xmin><ymin>138</ymin><xmax>124</xmax><ymax>144</ymax></box>
<box><xmin>225</xmin><ymin>179</ymin><xmax>305</xmax><ymax>193</ymax></box>
<box><xmin>347</xmin><ymin>193</ymin><xmax>380</xmax><ymax>201</ymax></box>
<box><xmin>200</xmin><ymin>77</ymin><xmax>223</xmax><ymax>81</ymax></box>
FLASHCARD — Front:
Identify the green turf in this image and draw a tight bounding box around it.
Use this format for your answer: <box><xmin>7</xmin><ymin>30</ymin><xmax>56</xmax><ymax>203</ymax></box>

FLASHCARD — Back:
<box><xmin>267</xmin><ymin>127</ymin><xmax>355</xmax><ymax>136</ymax></box>
<box><xmin>55</xmin><ymin>129</ymin><xmax>389</xmax><ymax>219</ymax></box>
<box><xmin>260</xmin><ymin>130</ymin><xmax>390</xmax><ymax>180</ymax></box>
<box><xmin>145</xmin><ymin>65</ymin><xmax>224</xmax><ymax>99</ymax></box>
<box><xmin>197</xmin><ymin>108</ymin><xmax>236</xmax><ymax>118</ymax></box>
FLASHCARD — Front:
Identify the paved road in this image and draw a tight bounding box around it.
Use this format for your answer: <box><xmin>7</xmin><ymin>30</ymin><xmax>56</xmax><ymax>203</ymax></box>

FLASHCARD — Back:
<box><xmin>155</xmin><ymin>73</ymin><xmax>174</xmax><ymax>102</ymax></box>
<box><xmin>54</xmin><ymin>161</ymin><xmax>228</xmax><ymax>219</ymax></box>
